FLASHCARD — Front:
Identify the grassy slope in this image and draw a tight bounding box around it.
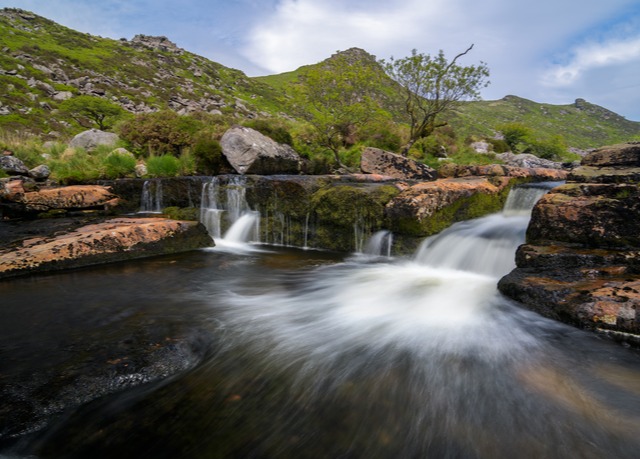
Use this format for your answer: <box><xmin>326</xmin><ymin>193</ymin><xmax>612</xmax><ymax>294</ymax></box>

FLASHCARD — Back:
<box><xmin>1</xmin><ymin>8</ymin><xmax>639</xmax><ymax>149</ymax></box>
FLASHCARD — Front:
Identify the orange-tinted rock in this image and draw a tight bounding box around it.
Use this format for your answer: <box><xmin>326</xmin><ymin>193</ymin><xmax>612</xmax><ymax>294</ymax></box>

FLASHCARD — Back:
<box><xmin>21</xmin><ymin>185</ymin><xmax>120</xmax><ymax>212</ymax></box>
<box><xmin>0</xmin><ymin>217</ymin><xmax>213</xmax><ymax>279</ymax></box>
<box><xmin>360</xmin><ymin>147</ymin><xmax>437</xmax><ymax>181</ymax></box>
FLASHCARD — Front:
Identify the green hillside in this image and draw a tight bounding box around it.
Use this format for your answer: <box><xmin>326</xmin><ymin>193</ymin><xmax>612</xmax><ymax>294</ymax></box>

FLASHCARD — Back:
<box><xmin>1</xmin><ymin>7</ymin><xmax>639</xmax><ymax>152</ymax></box>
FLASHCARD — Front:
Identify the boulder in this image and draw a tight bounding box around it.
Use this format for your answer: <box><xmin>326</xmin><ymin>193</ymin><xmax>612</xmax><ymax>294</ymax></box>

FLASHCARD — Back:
<box><xmin>360</xmin><ymin>147</ymin><xmax>437</xmax><ymax>181</ymax></box>
<box><xmin>69</xmin><ymin>129</ymin><xmax>119</xmax><ymax>151</ymax></box>
<box><xmin>29</xmin><ymin>164</ymin><xmax>51</xmax><ymax>181</ymax></box>
<box><xmin>0</xmin><ymin>155</ymin><xmax>29</xmax><ymax>176</ymax></box>
<box><xmin>498</xmin><ymin>142</ymin><xmax>640</xmax><ymax>345</ymax></box>
<box><xmin>496</xmin><ymin>152</ymin><xmax>563</xmax><ymax>169</ymax></box>
<box><xmin>220</xmin><ymin>126</ymin><xmax>301</xmax><ymax>175</ymax></box>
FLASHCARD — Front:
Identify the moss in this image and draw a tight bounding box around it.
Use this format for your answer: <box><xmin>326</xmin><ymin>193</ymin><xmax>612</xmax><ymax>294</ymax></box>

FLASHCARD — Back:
<box><xmin>162</xmin><ymin>206</ymin><xmax>199</xmax><ymax>221</ymax></box>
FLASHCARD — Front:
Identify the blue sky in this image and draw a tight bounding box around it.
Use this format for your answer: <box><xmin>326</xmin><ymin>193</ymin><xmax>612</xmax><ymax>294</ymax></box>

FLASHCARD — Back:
<box><xmin>2</xmin><ymin>0</ymin><xmax>640</xmax><ymax>121</ymax></box>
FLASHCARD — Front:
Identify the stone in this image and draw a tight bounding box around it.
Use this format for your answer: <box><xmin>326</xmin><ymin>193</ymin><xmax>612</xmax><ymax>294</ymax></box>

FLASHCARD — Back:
<box><xmin>581</xmin><ymin>142</ymin><xmax>640</xmax><ymax>167</ymax></box>
<box><xmin>20</xmin><ymin>185</ymin><xmax>120</xmax><ymax>213</ymax></box>
<box><xmin>52</xmin><ymin>90</ymin><xmax>73</xmax><ymax>101</ymax></box>
<box><xmin>498</xmin><ymin>142</ymin><xmax>640</xmax><ymax>346</ymax></box>
<box><xmin>360</xmin><ymin>147</ymin><xmax>437</xmax><ymax>181</ymax></box>
<box><xmin>496</xmin><ymin>152</ymin><xmax>563</xmax><ymax>169</ymax></box>
<box><xmin>0</xmin><ymin>217</ymin><xmax>213</xmax><ymax>279</ymax></box>
<box><xmin>135</xmin><ymin>162</ymin><xmax>148</xmax><ymax>178</ymax></box>
<box><xmin>69</xmin><ymin>129</ymin><xmax>119</xmax><ymax>151</ymax></box>
<box><xmin>220</xmin><ymin>126</ymin><xmax>301</xmax><ymax>175</ymax></box>
<box><xmin>0</xmin><ymin>155</ymin><xmax>29</xmax><ymax>175</ymax></box>
<box><xmin>28</xmin><ymin>164</ymin><xmax>51</xmax><ymax>181</ymax></box>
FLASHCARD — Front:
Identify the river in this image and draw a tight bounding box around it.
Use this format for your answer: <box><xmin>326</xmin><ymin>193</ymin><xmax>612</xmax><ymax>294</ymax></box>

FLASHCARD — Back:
<box><xmin>1</xmin><ymin>183</ymin><xmax>639</xmax><ymax>458</ymax></box>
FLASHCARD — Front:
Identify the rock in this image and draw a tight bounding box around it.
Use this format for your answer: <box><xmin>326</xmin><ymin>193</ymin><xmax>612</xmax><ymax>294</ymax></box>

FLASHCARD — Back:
<box><xmin>496</xmin><ymin>152</ymin><xmax>563</xmax><ymax>169</ymax></box>
<box><xmin>437</xmin><ymin>163</ymin><xmax>567</xmax><ymax>182</ymax></box>
<box><xmin>360</xmin><ymin>147</ymin><xmax>437</xmax><ymax>181</ymax></box>
<box><xmin>0</xmin><ymin>155</ymin><xmax>29</xmax><ymax>176</ymax></box>
<box><xmin>220</xmin><ymin>126</ymin><xmax>301</xmax><ymax>175</ymax></box>
<box><xmin>69</xmin><ymin>129</ymin><xmax>118</xmax><ymax>151</ymax></box>
<box><xmin>18</xmin><ymin>185</ymin><xmax>120</xmax><ymax>214</ymax></box>
<box><xmin>0</xmin><ymin>217</ymin><xmax>213</xmax><ymax>279</ymax></box>
<box><xmin>385</xmin><ymin>176</ymin><xmax>512</xmax><ymax>236</ymax></box>
<box><xmin>581</xmin><ymin>142</ymin><xmax>640</xmax><ymax>167</ymax></box>
<box><xmin>52</xmin><ymin>90</ymin><xmax>73</xmax><ymax>101</ymax></box>
<box><xmin>134</xmin><ymin>162</ymin><xmax>148</xmax><ymax>178</ymax></box>
<box><xmin>29</xmin><ymin>164</ymin><xmax>51</xmax><ymax>181</ymax></box>
<box><xmin>498</xmin><ymin>142</ymin><xmax>640</xmax><ymax>346</ymax></box>
<box><xmin>471</xmin><ymin>141</ymin><xmax>490</xmax><ymax>153</ymax></box>
<box><xmin>0</xmin><ymin>177</ymin><xmax>26</xmax><ymax>201</ymax></box>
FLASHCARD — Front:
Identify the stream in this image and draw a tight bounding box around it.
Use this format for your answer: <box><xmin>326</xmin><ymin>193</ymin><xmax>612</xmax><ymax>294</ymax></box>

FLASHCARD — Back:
<box><xmin>1</xmin><ymin>183</ymin><xmax>639</xmax><ymax>458</ymax></box>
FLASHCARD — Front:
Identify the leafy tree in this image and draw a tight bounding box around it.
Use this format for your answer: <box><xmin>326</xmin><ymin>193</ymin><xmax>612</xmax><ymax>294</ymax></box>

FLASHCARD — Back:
<box><xmin>382</xmin><ymin>45</ymin><xmax>490</xmax><ymax>154</ymax></box>
<box><xmin>289</xmin><ymin>51</ymin><xmax>384</xmax><ymax>167</ymax></box>
<box><xmin>59</xmin><ymin>95</ymin><xmax>124</xmax><ymax>131</ymax></box>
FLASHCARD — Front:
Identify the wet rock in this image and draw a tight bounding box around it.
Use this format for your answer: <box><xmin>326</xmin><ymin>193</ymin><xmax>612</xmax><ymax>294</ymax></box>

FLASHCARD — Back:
<box><xmin>385</xmin><ymin>176</ymin><xmax>512</xmax><ymax>236</ymax></box>
<box><xmin>0</xmin><ymin>217</ymin><xmax>213</xmax><ymax>279</ymax></box>
<box><xmin>69</xmin><ymin>129</ymin><xmax>118</xmax><ymax>151</ymax></box>
<box><xmin>499</xmin><ymin>142</ymin><xmax>640</xmax><ymax>345</ymax></box>
<box><xmin>360</xmin><ymin>147</ymin><xmax>437</xmax><ymax>181</ymax></box>
<box><xmin>220</xmin><ymin>126</ymin><xmax>301</xmax><ymax>175</ymax></box>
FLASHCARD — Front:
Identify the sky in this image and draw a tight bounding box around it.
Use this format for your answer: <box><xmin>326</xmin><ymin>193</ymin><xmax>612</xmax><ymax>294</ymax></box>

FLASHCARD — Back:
<box><xmin>2</xmin><ymin>0</ymin><xmax>640</xmax><ymax>121</ymax></box>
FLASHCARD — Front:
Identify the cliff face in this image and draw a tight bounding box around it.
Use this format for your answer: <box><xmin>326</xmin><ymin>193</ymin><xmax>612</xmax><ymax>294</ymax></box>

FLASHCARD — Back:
<box><xmin>498</xmin><ymin>143</ymin><xmax>640</xmax><ymax>345</ymax></box>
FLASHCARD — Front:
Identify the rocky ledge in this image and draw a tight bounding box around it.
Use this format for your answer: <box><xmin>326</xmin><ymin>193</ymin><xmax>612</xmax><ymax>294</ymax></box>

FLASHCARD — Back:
<box><xmin>498</xmin><ymin>142</ymin><xmax>640</xmax><ymax>346</ymax></box>
<box><xmin>0</xmin><ymin>217</ymin><xmax>213</xmax><ymax>280</ymax></box>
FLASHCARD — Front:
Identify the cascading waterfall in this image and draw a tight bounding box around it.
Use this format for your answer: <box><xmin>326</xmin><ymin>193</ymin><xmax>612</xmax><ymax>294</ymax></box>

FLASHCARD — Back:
<box><xmin>199</xmin><ymin>176</ymin><xmax>260</xmax><ymax>249</ymax></box>
<box><xmin>139</xmin><ymin>179</ymin><xmax>163</xmax><ymax>213</ymax></box>
<box><xmin>413</xmin><ymin>181</ymin><xmax>561</xmax><ymax>277</ymax></box>
<box><xmin>362</xmin><ymin>230</ymin><xmax>394</xmax><ymax>257</ymax></box>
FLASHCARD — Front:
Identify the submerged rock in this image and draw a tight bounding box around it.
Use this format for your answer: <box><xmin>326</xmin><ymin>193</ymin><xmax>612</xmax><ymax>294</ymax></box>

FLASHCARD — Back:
<box><xmin>499</xmin><ymin>142</ymin><xmax>640</xmax><ymax>345</ymax></box>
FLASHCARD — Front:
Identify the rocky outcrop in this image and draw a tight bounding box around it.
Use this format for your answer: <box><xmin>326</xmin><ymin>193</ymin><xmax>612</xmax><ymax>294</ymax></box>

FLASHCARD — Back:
<box><xmin>385</xmin><ymin>176</ymin><xmax>513</xmax><ymax>237</ymax></box>
<box><xmin>1</xmin><ymin>183</ymin><xmax>121</xmax><ymax>218</ymax></box>
<box><xmin>360</xmin><ymin>147</ymin><xmax>437</xmax><ymax>181</ymax></box>
<box><xmin>220</xmin><ymin>126</ymin><xmax>302</xmax><ymax>175</ymax></box>
<box><xmin>0</xmin><ymin>217</ymin><xmax>213</xmax><ymax>279</ymax></box>
<box><xmin>496</xmin><ymin>152</ymin><xmax>564</xmax><ymax>169</ymax></box>
<box><xmin>498</xmin><ymin>142</ymin><xmax>640</xmax><ymax>346</ymax></box>
<box><xmin>438</xmin><ymin>163</ymin><xmax>568</xmax><ymax>181</ymax></box>
<box><xmin>69</xmin><ymin>129</ymin><xmax>119</xmax><ymax>151</ymax></box>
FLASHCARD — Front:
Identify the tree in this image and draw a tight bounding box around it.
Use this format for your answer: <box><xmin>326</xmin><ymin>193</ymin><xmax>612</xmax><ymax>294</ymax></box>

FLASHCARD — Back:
<box><xmin>289</xmin><ymin>50</ymin><xmax>384</xmax><ymax>168</ymax></box>
<box><xmin>498</xmin><ymin>122</ymin><xmax>533</xmax><ymax>151</ymax></box>
<box><xmin>382</xmin><ymin>45</ymin><xmax>490</xmax><ymax>155</ymax></box>
<box><xmin>59</xmin><ymin>95</ymin><xmax>124</xmax><ymax>130</ymax></box>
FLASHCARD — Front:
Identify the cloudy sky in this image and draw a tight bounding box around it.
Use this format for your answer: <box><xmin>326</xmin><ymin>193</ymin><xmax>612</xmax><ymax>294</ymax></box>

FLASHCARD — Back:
<box><xmin>3</xmin><ymin>0</ymin><xmax>640</xmax><ymax>120</ymax></box>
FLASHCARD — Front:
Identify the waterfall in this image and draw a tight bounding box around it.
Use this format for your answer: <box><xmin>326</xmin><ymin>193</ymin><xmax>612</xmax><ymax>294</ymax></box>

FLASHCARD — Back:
<box><xmin>139</xmin><ymin>179</ymin><xmax>163</xmax><ymax>213</ymax></box>
<box><xmin>200</xmin><ymin>176</ymin><xmax>260</xmax><ymax>249</ymax></box>
<box><xmin>414</xmin><ymin>182</ymin><xmax>559</xmax><ymax>277</ymax></box>
<box><xmin>362</xmin><ymin>230</ymin><xmax>394</xmax><ymax>257</ymax></box>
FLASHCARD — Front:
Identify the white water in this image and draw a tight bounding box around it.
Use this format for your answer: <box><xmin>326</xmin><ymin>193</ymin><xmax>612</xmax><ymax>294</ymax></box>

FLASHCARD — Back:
<box><xmin>139</xmin><ymin>179</ymin><xmax>163</xmax><ymax>213</ymax></box>
<box><xmin>200</xmin><ymin>176</ymin><xmax>260</xmax><ymax>251</ymax></box>
<box><xmin>361</xmin><ymin>230</ymin><xmax>393</xmax><ymax>258</ymax></box>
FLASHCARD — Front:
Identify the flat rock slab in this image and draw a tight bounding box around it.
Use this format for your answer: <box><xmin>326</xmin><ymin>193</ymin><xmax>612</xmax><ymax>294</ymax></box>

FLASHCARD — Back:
<box><xmin>0</xmin><ymin>217</ymin><xmax>212</xmax><ymax>279</ymax></box>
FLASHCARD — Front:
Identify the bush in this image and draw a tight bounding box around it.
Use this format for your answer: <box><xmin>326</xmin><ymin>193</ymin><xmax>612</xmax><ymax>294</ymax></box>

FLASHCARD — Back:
<box><xmin>102</xmin><ymin>151</ymin><xmax>136</xmax><ymax>179</ymax></box>
<box><xmin>118</xmin><ymin>111</ymin><xmax>203</xmax><ymax>155</ymax></box>
<box><xmin>146</xmin><ymin>154</ymin><xmax>181</xmax><ymax>177</ymax></box>
<box><xmin>192</xmin><ymin>137</ymin><xmax>225</xmax><ymax>174</ymax></box>
<box><xmin>48</xmin><ymin>149</ymin><xmax>101</xmax><ymax>184</ymax></box>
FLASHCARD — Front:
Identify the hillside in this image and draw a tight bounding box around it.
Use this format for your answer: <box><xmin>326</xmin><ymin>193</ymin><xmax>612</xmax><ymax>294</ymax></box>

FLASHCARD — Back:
<box><xmin>1</xmin><ymin>7</ymin><xmax>639</xmax><ymax>150</ymax></box>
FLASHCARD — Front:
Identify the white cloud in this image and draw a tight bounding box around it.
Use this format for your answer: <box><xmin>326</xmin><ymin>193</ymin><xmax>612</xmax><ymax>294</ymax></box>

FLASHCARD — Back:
<box><xmin>543</xmin><ymin>36</ymin><xmax>640</xmax><ymax>87</ymax></box>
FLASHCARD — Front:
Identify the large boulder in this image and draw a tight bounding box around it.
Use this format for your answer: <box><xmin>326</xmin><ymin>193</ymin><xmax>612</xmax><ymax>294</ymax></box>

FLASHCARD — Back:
<box><xmin>498</xmin><ymin>142</ymin><xmax>640</xmax><ymax>346</ymax></box>
<box><xmin>360</xmin><ymin>147</ymin><xmax>437</xmax><ymax>181</ymax></box>
<box><xmin>220</xmin><ymin>126</ymin><xmax>301</xmax><ymax>175</ymax></box>
<box><xmin>69</xmin><ymin>129</ymin><xmax>118</xmax><ymax>151</ymax></box>
<box><xmin>496</xmin><ymin>152</ymin><xmax>563</xmax><ymax>169</ymax></box>
<box><xmin>21</xmin><ymin>185</ymin><xmax>120</xmax><ymax>213</ymax></box>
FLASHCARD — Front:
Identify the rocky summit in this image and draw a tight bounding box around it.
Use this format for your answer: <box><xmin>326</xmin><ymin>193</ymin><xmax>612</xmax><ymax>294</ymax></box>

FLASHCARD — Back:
<box><xmin>498</xmin><ymin>142</ymin><xmax>640</xmax><ymax>346</ymax></box>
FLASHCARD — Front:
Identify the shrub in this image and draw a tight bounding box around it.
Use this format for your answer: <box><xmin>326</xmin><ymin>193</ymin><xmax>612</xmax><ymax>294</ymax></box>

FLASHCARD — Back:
<box><xmin>102</xmin><ymin>151</ymin><xmax>136</xmax><ymax>179</ymax></box>
<box><xmin>192</xmin><ymin>137</ymin><xmax>225</xmax><ymax>174</ymax></box>
<box><xmin>48</xmin><ymin>149</ymin><xmax>101</xmax><ymax>184</ymax></box>
<box><xmin>146</xmin><ymin>154</ymin><xmax>181</xmax><ymax>177</ymax></box>
<box><xmin>118</xmin><ymin>111</ymin><xmax>203</xmax><ymax>155</ymax></box>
